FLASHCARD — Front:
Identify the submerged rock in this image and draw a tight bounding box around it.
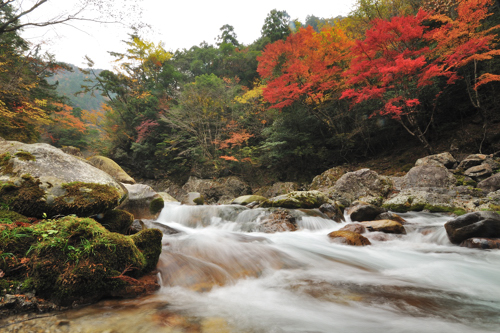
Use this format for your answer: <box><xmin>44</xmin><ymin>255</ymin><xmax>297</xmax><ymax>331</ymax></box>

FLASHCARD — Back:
<box><xmin>258</xmin><ymin>209</ymin><xmax>297</xmax><ymax>233</ymax></box>
<box><xmin>460</xmin><ymin>238</ymin><xmax>500</xmax><ymax>249</ymax></box>
<box><xmin>444</xmin><ymin>211</ymin><xmax>500</xmax><ymax>244</ymax></box>
<box><xmin>328</xmin><ymin>230</ymin><xmax>371</xmax><ymax>246</ymax></box>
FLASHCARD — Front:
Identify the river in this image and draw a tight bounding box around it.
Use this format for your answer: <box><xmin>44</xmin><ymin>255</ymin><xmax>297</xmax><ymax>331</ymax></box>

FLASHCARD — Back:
<box><xmin>2</xmin><ymin>204</ymin><xmax>500</xmax><ymax>332</ymax></box>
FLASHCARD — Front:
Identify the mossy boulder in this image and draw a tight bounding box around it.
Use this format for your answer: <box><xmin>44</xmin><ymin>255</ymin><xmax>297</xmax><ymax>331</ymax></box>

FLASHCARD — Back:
<box><xmin>327</xmin><ymin>230</ymin><xmax>371</xmax><ymax>246</ymax></box>
<box><xmin>309</xmin><ymin>166</ymin><xmax>348</xmax><ymax>191</ymax></box>
<box><xmin>0</xmin><ymin>216</ymin><xmax>162</xmax><ymax>305</ymax></box>
<box><xmin>96</xmin><ymin>209</ymin><xmax>134</xmax><ymax>234</ymax></box>
<box><xmin>382</xmin><ymin>189</ymin><xmax>467</xmax><ymax>215</ymax></box>
<box><xmin>261</xmin><ymin>191</ymin><xmax>330</xmax><ymax>209</ymax></box>
<box><xmin>231</xmin><ymin>195</ymin><xmax>267</xmax><ymax>206</ymax></box>
<box><xmin>0</xmin><ymin>209</ymin><xmax>29</xmax><ymax>223</ymax></box>
<box><xmin>0</xmin><ymin>140</ymin><xmax>127</xmax><ymax>218</ymax></box>
<box><xmin>87</xmin><ymin>155</ymin><xmax>136</xmax><ymax>185</ymax></box>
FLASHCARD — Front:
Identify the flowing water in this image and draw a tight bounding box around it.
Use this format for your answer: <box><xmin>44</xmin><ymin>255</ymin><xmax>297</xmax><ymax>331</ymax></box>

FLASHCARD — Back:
<box><xmin>3</xmin><ymin>204</ymin><xmax>500</xmax><ymax>332</ymax></box>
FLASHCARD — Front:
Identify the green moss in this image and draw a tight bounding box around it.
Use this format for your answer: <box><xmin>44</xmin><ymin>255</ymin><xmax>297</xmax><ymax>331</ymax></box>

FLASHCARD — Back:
<box><xmin>382</xmin><ymin>202</ymin><xmax>466</xmax><ymax>215</ymax></box>
<box><xmin>0</xmin><ymin>216</ymin><xmax>162</xmax><ymax>305</ymax></box>
<box><xmin>149</xmin><ymin>197</ymin><xmax>165</xmax><ymax>215</ymax></box>
<box><xmin>15</xmin><ymin>150</ymin><xmax>36</xmax><ymax>161</ymax></box>
<box><xmin>130</xmin><ymin>228</ymin><xmax>162</xmax><ymax>273</ymax></box>
<box><xmin>193</xmin><ymin>196</ymin><xmax>205</xmax><ymax>205</ymax></box>
<box><xmin>0</xmin><ymin>209</ymin><xmax>29</xmax><ymax>223</ymax></box>
<box><xmin>0</xmin><ymin>152</ymin><xmax>13</xmax><ymax>174</ymax></box>
<box><xmin>454</xmin><ymin>175</ymin><xmax>477</xmax><ymax>187</ymax></box>
<box><xmin>98</xmin><ymin>209</ymin><xmax>134</xmax><ymax>234</ymax></box>
<box><xmin>261</xmin><ymin>191</ymin><xmax>330</xmax><ymax>209</ymax></box>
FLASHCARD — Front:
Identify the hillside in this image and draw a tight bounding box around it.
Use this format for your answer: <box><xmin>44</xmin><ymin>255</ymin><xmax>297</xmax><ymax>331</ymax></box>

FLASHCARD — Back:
<box><xmin>47</xmin><ymin>64</ymin><xmax>109</xmax><ymax>111</ymax></box>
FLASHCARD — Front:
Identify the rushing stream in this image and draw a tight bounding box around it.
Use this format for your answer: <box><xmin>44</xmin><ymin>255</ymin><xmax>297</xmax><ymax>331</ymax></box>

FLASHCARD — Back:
<box><xmin>3</xmin><ymin>204</ymin><xmax>500</xmax><ymax>332</ymax></box>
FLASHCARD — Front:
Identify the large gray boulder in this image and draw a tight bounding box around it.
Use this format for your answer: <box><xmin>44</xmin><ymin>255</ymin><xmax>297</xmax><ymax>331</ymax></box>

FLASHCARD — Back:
<box><xmin>444</xmin><ymin>211</ymin><xmax>500</xmax><ymax>244</ymax></box>
<box><xmin>0</xmin><ymin>140</ymin><xmax>127</xmax><ymax>218</ymax></box>
<box><xmin>329</xmin><ymin>169</ymin><xmax>392</xmax><ymax>206</ymax></box>
<box><xmin>396</xmin><ymin>165</ymin><xmax>456</xmax><ymax>190</ymax></box>
<box><xmin>309</xmin><ymin>166</ymin><xmax>347</xmax><ymax>191</ymax></box>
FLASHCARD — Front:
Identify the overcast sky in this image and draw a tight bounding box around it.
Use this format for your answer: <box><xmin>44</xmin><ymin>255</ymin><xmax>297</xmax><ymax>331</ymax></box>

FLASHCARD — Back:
<box><xmin>20</xmin><ymin>0</ymin><xmax>357</xmax><ymax>70</ymax></box>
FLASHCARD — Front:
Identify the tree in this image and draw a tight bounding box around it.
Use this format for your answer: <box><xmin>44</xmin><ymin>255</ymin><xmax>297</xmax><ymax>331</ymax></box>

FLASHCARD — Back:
<box><xmin>216</xmin><ymin>24</ymin><xmax>240</xmax><ymax>47</ymax></box>
<box><xmin>258</xmin><ymin>26</ymin><xmax>354</xmax><ymax>129</ymax></box>
<box><xmin>261</xmin><ymin>9</ymin><xmax>291</xmax><ymax>43</ymax></box>
<box><xmin>0</xmin><ymin>0</ymin><xmax>145</xmax><ymax>37</ymax></box>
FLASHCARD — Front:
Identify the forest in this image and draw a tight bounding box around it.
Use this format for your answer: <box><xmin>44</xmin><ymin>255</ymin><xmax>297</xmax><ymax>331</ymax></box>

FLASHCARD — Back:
<box><xmin>1</xmin><ymin>0</ymin><xmax>500</xmax><ymax>185</ymax></box>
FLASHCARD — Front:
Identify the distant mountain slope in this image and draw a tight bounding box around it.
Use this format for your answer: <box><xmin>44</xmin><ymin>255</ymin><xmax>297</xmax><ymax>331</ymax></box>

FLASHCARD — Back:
<box><xmin>47</xmin><ymin>64</ymin><xmax>108</xmax><ymax>111</ymax></box>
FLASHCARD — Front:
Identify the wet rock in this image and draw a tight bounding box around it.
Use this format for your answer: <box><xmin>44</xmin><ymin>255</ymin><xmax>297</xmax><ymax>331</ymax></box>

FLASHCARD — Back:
<box><xmin>261</xmin><ymin>191</ymin><xmax>330</xmax><ymax>209</ymax></box>
<box><xmin>319</xmin><ymin>203</ymin><xmax>345</xmax><ymax>222</ymax></box>
<box><xmin>415</xmin><ymin>152</ymin><xmax>457</xmax><ymax>169</ymax></box>
<box><xmin>444</xmin><ymin>211</ymin><xmax>500</xmax><ymax>244</ymax></box>
<box><xmin>464</xmin><ymin>164</ymin><xmax>492</xmax><ymax>180</ymax></box>
<box><xmin>120</xmin><ymin>183</ymin><xmax>164</xmax><ymax>219</ymax></box>
<box><xmin>330</xmin><ymin>169</ymin><xmax>392</xmax><ymax>206</ymax></box>
<box><xmin>231</xmin><ymin>195</ymin><xmax>267</xmax><ymax>205</ymax></box>
<box><xmin>181</xmin><ymin>192</ymin><xmax>204</xmax><ymax>205</ymax></box>
<box><xmin>87</xmin><ymin>155</ymin><xmax>136</xmax><ymax>184</ymax></box>
<box><xmin>361</xmin><ymin>220</ymin><xmax>406</xmax><ymax>234</ymax></box>
<box><xmin>0</xmin><ymin>140</ymin><xmax>127</xmax><ymax>218</ymax></box>
<box><xmin>339</xmin><ymin>223</ymin><xmax>367</xmax><ymax>234</ymax></box>
<box><xmin>157</xmin><ymin>192</ymin><xmax>178</xmax><ymax>203</ymax></box>
<box><xmin>477</xmin><ymin>173</ymin><xmax>500</xmax><ymax>193</ymax></box>
<box><xmin>460</xmin><ymin>238</ymin><xmax>500</xmax><ymax>249</ymax></box>
<box><xmin>108</xmin><ymin>271</ymin><xmax>161</xmax><ymax>298</ymax></box>
<box><xmin>347</xmin><ymin>203</ymin><xmax>386</xmax><ymax>222</ymax></box>
<box><xmin>141</xmin><ymin>219</ymin><xmax>181</xmax><ymax>235</ymax></box>
<box><xmin>328</xmin><ymin>230</ymin><xmax>371</xmax><ymax>246</ymax></box>
<box><xmin>375</xmin><ymin>212</ymin><xmax>407</xmax><ymax>224</ymax></box>
<box><xmin>258</xmin><ymin>209</ymin><xmax>297</xmax><ymax>233</ymax></box>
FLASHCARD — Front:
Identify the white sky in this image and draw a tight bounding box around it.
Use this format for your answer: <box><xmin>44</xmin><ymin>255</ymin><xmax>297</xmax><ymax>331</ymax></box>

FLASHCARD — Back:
<box><xmin>20</xmin><ymin>0</ymin><xmax>357</xmax><ymax>70</ymax></box>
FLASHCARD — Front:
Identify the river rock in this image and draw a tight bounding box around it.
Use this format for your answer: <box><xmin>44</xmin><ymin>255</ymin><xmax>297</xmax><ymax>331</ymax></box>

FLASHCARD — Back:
<box><xmin>347</xmin><ymin>203</ymin><xmax>386</xmax><ymax>222</ymax></box>
<box><xmin>396</xmin><ymin>165</ymin><xmax>456</xmax><ymax>190</ymax></box>
<box><xmin>457</xmin><ymin>154</ymin><xmax>487</xmax><ymax>170</ymax></box>
<box><xmin>319</xmin><ymin>203</ymin><xmax>345</xmax><ymax>222</ymax></box>
<box><xmin>87</xmin><ymin>155</ymin><xmax>136</xmax><ymax>184</ymax></box>
<box><xmin>415</xmin><ymin>152</ymin><xmax>456</xmax><ymax>169</ymax></box>
<box><xmin>258</xmin><ymin>209</ymin><xmax>297</xmax><ymax>233</ymax></box>
<box><xmin>0</xmin><ymin>140</ymin><xmax>127</xmax><ymax>218</ymax></box>
<box><xmin>255</xmin><ymin>182</ymin><xmax>300</xmax><ymax>198</ymax></box>
<box><xmin>339</xmin><ymin>223</ymin><xmax>367</xmax><ymax>234</ymax></box>
<box><xmin>182</xmin><ymin>176</ymin><xmax>251</xmax><ymax>204</ymax></box>
<box><xmin>231</xmin><ymin>195</ymin><xmax>267</xmax><ymax>205</ymax></box>
<box><xmin>375</xmin><ymin>212</ymin><xmax>407</xmax><ymax>224</ymax></box>
<box><xmin>119</xmin><ymin>184</ymin><xmax>164</xmax><ymax>219</ymax></box>
<box><xmin>477</xmin><ymin>173</ymin><xmax>500</xmax><ymax>193</ymax></box>
<box><xmin>360</xmin><ymin>220</ymin><xmax>406</xmax><ymax>234</ymax></box>
<box><xmin>329</xmin><ymin>169</ymin><xmax>392</xmax><ymax>206</ymax></box>
<box><xmin>460</xmin><ymin>238</ymin><xmax>500</xmax><ymax>249</ymax></box>
<box><xmin>261</xmin><ymin>191</ymin><xmax>330</xmax><ymax>209</ymax></box>
<box><xmin>309</xmin><ymin>166</ymin><xmax>347</xmax><ymax>191</ymax></box>
<box><xmin>444</xmin><ymin>211</ymin><xmax>500</xmax><ymax>244</ymax></box>
<box><xmin>464</xmin><ymin>164</ymin><xmax>492</xmax><ymax>180</ymax></box>
<box><xmin>157</xmin><ymin>191</ymin><xmax>178</xmax><ymax>203</ymax></box>
<box><xmin>328</xmin><ymin>230</ymin><xmax>371</xmax><ymax>246</ymax></box>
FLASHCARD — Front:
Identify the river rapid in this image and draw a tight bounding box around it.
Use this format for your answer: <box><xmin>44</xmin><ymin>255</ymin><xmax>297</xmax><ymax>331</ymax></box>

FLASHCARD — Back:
<box><xmin>2</xmin><ymin>204</ymin><xmax>500</xmax><ymax>333</ymax></box>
